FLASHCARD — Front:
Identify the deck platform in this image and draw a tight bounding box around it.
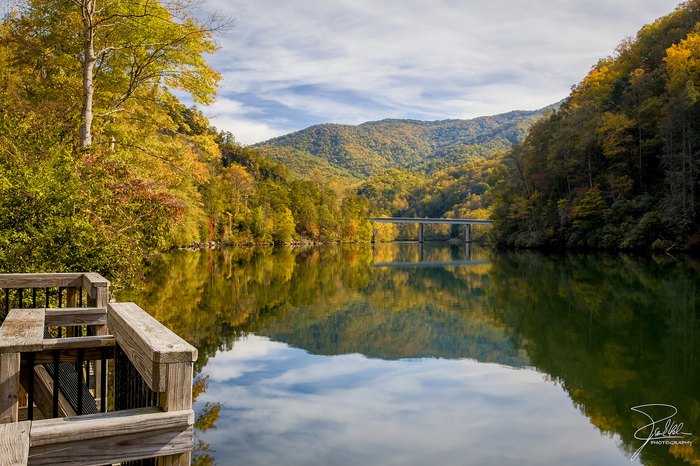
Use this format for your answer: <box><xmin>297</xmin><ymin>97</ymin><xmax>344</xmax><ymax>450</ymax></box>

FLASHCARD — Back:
<box><xmin>0</xmin><ymin>273</ymin><xmax>197</xmax><ymax>466</ymax></box>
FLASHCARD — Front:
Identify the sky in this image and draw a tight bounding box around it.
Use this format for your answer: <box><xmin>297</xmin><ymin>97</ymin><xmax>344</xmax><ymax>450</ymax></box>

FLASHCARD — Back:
<box><xmin>194</xmin><ymin>0</ymin><xmax>680</xmax><ymax>145</ymax></box>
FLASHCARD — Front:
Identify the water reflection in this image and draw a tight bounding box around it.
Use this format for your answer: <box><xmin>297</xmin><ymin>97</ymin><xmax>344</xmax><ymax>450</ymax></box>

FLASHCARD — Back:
<box><xmin>120</xmin><ymin>244</ymin><xmax>700</xmax><ymax>465</ymax></box>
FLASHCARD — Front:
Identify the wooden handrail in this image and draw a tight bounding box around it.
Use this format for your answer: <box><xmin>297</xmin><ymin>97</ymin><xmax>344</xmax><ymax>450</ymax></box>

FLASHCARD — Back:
<box><xmin>108</xmin><ymin>302</ymin><xmax>197</xmax><ymax>393</ymax></box>
<box><xmin>0</xmin><ymin>274</ymin><xmax>85</xmax><ymax>289</ymax></box>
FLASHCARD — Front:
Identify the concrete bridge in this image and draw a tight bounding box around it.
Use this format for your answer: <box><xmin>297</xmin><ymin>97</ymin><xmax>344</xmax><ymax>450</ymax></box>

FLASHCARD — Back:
<box><xmin>370</xmin><ymin>217</ymin><xmax>493</xmax><ymax>243</ymax></box>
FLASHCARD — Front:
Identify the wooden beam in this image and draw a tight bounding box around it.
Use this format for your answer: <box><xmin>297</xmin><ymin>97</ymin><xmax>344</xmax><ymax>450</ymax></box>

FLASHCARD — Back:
<box><xmin>0</xmin><ymin>420</ymin><xmax>30</xmax><ymax>465</ymax></box>
<box><xmin>30</xmin><ymin>347</ymin><xmax>115</xmax><ymax>365</ymax></box>
<box><xmin>0</xmin><ymin>274</ymin><xmax>84</xmax><ymax>289</ymax></box>
<box><xmin>44</xmin><ymin>308</ymin><xmax>107</xmax><ymax>327</ymax></box>
<box><xmin>108</xmin><ymin>303</ymin><xmax>197</xmax><ymax>392</ymax></box>
<box><xmin>28</xmin><ymin>407</ymin><xmax>194</xmax><ymax>466</ymax></box>
<box><xmin>41</xmin><ymin>336</ymin><xmax>115</xmax><ymax>351</ymax></box>
<box><xmin>0</xmin><ymin>353</ymin><xmax>20</xmax><ymax>423</ymax></box>
<box><xmin>0</xmin><ymin>309</ymin><xmax>45</xmax><ymax>353</ymax></box>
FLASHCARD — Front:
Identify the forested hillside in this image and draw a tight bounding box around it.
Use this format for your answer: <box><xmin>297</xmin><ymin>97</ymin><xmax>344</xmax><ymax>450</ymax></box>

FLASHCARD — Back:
<box><xmin>256</xmin><ymin>108</ymin><xmax>553</xmax><ymax>180</ymax></box>
<box><xmin>493</xmin><ymin>0</ymin><xmax>700</xmax><ymax>252</ymax></box>
<box><xmin>0</xmin><ymin>0</ymin><xmax>371</xmax><ymax>283</ymax></box>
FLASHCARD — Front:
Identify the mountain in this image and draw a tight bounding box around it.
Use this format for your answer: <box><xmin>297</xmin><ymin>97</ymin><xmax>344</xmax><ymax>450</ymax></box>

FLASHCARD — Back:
<box><xmin>254</xmin><ymin>105</ymin><xmax>557</xmax><ymax>182</ymax></box>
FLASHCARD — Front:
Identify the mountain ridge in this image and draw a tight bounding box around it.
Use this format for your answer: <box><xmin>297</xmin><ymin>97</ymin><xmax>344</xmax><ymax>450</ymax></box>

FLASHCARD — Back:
<box><xmin>254</xmin><ymin>104</ymin><xmax>559</xmax><ymax>182</ymax></box>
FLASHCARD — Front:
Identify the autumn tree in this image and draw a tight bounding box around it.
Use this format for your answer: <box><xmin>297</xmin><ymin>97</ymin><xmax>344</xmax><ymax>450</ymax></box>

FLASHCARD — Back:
<box><xmin>8</xmin><ymin>0</ymin><xmax>223</xmax><ymax>148</ymax></box>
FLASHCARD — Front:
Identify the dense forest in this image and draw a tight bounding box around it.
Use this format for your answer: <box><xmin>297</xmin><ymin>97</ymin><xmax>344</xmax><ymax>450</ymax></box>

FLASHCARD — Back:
<box><xmin>492</xmin><ymin>0</ymin><xmax>700</xmax><ymax>252</ymax></box>
<box><xmin>0</xmin><ymin>0</ymin><xmax>371</xmax><ymax>283</ymax></box>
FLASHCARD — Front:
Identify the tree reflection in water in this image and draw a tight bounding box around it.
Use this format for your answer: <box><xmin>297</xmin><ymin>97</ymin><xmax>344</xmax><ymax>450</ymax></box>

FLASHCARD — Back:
<box><xmin>120</xmin><ymin>244</ymin><xmax>700</xmax><ymax>465</ymax></box>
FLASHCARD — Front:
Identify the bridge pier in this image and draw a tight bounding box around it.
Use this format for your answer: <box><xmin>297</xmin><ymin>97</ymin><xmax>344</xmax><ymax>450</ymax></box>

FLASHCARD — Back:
<box><xmin>419</xmin><ymin>224</ymin><xmax>424</xmax><ymax>243</ymax></box>
<box><xmin>465</xmin><ymin>224</ymin><xmax>471</xmax><ymax>243</ymax></box>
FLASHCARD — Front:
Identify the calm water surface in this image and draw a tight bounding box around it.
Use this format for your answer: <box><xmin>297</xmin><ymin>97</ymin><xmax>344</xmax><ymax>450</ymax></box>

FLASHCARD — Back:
<box><xmin>120</xmin><ymin>243</ymin><xmax>700</xmax><ymax>466</ymax></box>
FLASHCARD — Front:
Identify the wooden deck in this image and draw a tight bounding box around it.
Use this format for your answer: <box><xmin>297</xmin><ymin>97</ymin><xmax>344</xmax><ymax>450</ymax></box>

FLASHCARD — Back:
<box><xmin>0</xmin><ymin>273</ymin><xmax>197</xmax><ymax>466</ymax></box>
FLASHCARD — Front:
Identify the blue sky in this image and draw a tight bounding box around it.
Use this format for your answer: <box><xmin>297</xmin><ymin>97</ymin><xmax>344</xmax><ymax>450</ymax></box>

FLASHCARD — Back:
<box><xmin>196</xmin><ymin>0</ymin><xmax>680</xmax><ymax>144</ymax></box>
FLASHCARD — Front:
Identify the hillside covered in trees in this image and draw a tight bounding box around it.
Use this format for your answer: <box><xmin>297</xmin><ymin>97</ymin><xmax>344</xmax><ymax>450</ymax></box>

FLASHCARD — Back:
<box><xmin>492</xmin><ymin>0</ymin><xmax>700</xmax><ymax>252</ymax></box>
<box><xmin>0</xmin><ymin>0</ymin><xmax>371</xmax><ymax>283</ymax></box>
<box><xmin>255</xmin><ymin>108</ymin><xmax>553</xmax><ymax>180</ymax></box>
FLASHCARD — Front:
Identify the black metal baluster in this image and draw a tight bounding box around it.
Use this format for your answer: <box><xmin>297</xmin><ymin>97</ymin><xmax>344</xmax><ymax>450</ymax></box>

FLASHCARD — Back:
<box><xmin>18</xmin><ymin>288</ymin><xmax>23</xmax><ymax>309</ymax></box>
<box><xmin>32</xmin><ymin>288</ymin><xmax>37</xmax><ymax>308</ymax></box>
<box><xmin>100</xmin><ymin>348</ymin><xmax>107</xmax><ymax>413</ymax></box>
<box><xmin>52</xmin><ymin>351</ymin><xmax>59</xmax><ymax>418</ymax></box>
<box><xmin>58</xmin><ymin>287</ymin><xmax>63</xmax><ymax>308</ymax></box>
<box><xmin>27</xmin><ymin>353</ymin><xmax>35</xmax><ymax>421</ymax></box>
<box><xmin>2</xmin><ymin>289</ymin><xmax>8</xmax><ymax>318</ymax></box>
<box><xmin>44</xmin><ymin>288</ymin><xmax>49</xmax><ymax>308</ymax></box>
<box><xmin>78</xmin><ymin>287</ymin><xmax>83</xmax><ymax>307</ymax></box>
<box><xmin>77</xmin><ymin>349</ymin><xmax>84</xmax><ymax>415</ymax></box>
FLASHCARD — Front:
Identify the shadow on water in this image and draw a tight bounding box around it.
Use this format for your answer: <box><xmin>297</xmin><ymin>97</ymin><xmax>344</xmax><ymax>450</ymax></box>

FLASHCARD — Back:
<box><xmin>120</xmin><ymin>244</ymin><xmax>700</xmax><ymax>465</ymax></box>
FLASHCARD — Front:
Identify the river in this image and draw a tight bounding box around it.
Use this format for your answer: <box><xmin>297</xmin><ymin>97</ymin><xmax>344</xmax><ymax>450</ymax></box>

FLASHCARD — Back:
<box><xmin>119</xmin><ymin>243</ymin><xmax>700</xmax><ymax>466</ymax></box>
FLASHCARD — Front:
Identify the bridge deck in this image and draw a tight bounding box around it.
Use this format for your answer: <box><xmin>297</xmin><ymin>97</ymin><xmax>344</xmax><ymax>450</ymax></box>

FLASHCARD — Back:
<box><xmin>370</xmin><ymin>217</ymin><xmax>492</xmax><ymax>225</ymax></box>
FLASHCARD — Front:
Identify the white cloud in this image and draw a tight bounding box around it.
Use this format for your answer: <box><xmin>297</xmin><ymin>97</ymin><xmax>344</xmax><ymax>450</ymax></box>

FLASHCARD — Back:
<box><xmin>196</xmin><ymin>0</ymin><xmax>679</xmax><ymax>143</ymax></box>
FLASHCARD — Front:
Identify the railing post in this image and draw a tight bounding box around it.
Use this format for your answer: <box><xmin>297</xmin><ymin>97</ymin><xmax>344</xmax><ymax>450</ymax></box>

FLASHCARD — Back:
<box><xmin>157</xmin><ymin>362</ymin><xmax>194</xmax><ymax>466</ymax></box>
<box><xmin>84</xmin><ymin>273</ymin><xmax>109</xmax><ymax>411</ymax></box>
<box><xmin>0</xmin><ymin>352</ymin><xmax>20</xmax><ymax>423</ymax></box>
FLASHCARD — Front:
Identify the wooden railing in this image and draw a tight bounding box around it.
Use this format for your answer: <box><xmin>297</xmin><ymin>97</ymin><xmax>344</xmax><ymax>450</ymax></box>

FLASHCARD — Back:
<box><xmin>0</xmin><ymin>273</ymin><xmax>197</xmax><ymax>466</ymax></box>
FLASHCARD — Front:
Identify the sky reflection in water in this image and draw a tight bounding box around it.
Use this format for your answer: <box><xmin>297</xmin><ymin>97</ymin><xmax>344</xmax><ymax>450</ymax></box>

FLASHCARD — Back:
<box><xmin>197</xmin><ymin>335</ymin><xmax>636</xmax><ymax>466</ymax></box>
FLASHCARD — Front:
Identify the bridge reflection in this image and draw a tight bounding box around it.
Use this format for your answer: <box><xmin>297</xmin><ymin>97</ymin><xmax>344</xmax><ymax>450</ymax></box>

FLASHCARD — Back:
<box><xmin>371</xmin><ymin>242</ymin><xmax>489</xmax><ymax>267</ymax></box>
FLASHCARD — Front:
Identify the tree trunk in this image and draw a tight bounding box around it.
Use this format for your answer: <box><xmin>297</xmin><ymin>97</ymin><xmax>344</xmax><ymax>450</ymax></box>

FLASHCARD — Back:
<box><xmin>79</xmin><ymin>0</ymin><xmax>96</xmax><ymax>148</ymax></box>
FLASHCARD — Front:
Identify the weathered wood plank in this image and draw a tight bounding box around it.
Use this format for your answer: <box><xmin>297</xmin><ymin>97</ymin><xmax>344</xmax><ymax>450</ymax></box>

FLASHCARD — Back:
<box><xmin>0</xmin><ymin>420</ymin><xmax>30</xmax><ymax>465</ymax></box>
<box><xmin>44</xmin><ymin>308</ymin><xmax>107</xmax><ymax>327</ymax></box>
<box><xmin>108</xmin><ymin>303</ymin><xmax>197</xmax><ymax>364</ymax></box>
<box><xmin>41</xmin><ymin>335</ymin><xmax>115</xmax><ymax>351</ymax></box>
<box><xmin>0</xmin><ymin>309</ymin><xmax>45</xmax><ymax>353</ymax></box>
<box><xmin>0</xmin><ymin>274</ymin><xmax>84</xmax><ymax>289</ymax></box>
<box><xmin>0</xmin><ymin>353</ymin><xmax>20</xmax><ymax>423</ymax></box>
<box><xmin>29</xmin><ymin>407</ymin><xmax>193</xmax><ymax>446</ymax></box>
<box><xmin>29</xmin><ymin>426</ymin><xmax>193</xmax><ymax>466</ymax></box>
<box><xmin>29</xmin><ymin>408</ymin><xmax>194</xmax><ymax>465</ymax></box>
